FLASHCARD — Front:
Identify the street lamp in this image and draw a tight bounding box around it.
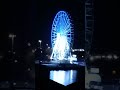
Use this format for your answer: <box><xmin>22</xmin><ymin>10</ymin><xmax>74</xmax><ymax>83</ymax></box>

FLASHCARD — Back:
<box><xmin>9</xmin><ymin>33</ymin><xmax>16</xmax><ymax>53</ymax></box>
<box><xmin>46</xmin><ymin>44</ymin><xmax>48</xmax><ymax>46</ymax></box>
<box><xmin>38</xmin><ymin>40</ymin><xmax>42</xmax><ymax>49</ymax></box>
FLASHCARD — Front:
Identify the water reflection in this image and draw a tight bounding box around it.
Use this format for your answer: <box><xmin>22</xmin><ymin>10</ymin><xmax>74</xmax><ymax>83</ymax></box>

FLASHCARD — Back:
<box><xmin>50</xmin><ymin>70</ymin><xmax>77</xmax><ymax>86</ymax></box>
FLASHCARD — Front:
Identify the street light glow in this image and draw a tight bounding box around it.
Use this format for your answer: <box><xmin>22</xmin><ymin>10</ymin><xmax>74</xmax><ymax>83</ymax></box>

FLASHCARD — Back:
<box><xmin>38</xmin><ymin>40</ymin><xmax>42</xmax><ymax>49</ymax></box>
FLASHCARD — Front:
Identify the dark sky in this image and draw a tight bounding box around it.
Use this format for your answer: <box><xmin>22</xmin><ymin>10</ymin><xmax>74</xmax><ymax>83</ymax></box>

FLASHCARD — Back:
<box><xmin>36</xmin><ymin>0</ymin><xmax>85</xmax><ymax>48</ymax></box>
<box><xmin>93</xmin><ymin>0</ymin><xmax>119</xmax><ymax>52</ymax></box>
<box><xmin>0</xmin><ymin>0</ymin><xmax>119</xmax><ymax>53</ymax></box>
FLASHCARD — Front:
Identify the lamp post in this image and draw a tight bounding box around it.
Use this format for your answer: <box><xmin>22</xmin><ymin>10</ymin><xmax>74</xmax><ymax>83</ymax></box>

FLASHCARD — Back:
<box><xmin>9</xmin><ymin>33</ymin><xmax>16</xmax><ymax>53</ymax></box>
<box><xmin>38</xmin><ymin>40</ymin><xmax>42</xmax><ymax>49</ymax></box>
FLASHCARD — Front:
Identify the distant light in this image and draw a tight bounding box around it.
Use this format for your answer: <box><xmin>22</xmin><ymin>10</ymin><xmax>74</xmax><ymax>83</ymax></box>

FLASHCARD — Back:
<box><xmin>13</xmin><ymin>82</ymin><xmax>16</xmax><ymax>85</ymax></box>
<box><xmin>72</xmin><ymin>54</ymin><xmax>77</xmax><ymax>57</ymax></box>
<box><xmin>32</xmin><ymin>49</ymin><xmax>35</xmax><ymax>53</ymax></box>
<box><xmin>41</xmin><ymin>51</ymin><xmax>42</xmax><ymax>53</ymax></box>
<box><xmin>72</xmin><ymin>50</ymin><xmax>74</xmax><ymax>52</ymax></box>
<box><xmin>9</xmin><ymin>34</ymin><xmax>16</xmax><ymax>38</ymax></box>
<box><xmin>107</xmin><ymin>55</ymin><xmax>112</xmax><ymax>59</ymax></box>
<box><xmin>94</xmin><ymin>55</ymin><xmax>101</xmax><ymax>59</ymax></box>
<box><xmin>14</xmin><ymin>60</ymin><xmax>18</xmax><ymax>63</ymax></box>
<box><xmin>90</xmin><ymin>56</ymin><xmax>94</xmax><ymax>61</ymax></box>
<box><xmin>38</xmin><ymin>40</ymin><xmax>42</xmax><ymax>43</ymax></box>
<box><xmin>73</xmin><ymin>49</ymin><xmax>84</xmax><ymax>52</ymax></box>
<box><xmin>80</xmin><ymin>49</ymin><xmax>84</xmax><ymax>51</ymax></box>
<box><xmin>48</xmin><ymin>47</ymin><xmax>50</xmax><ymax>49</ymax></box>
<box><xmin>82</xmin><ymin>56</ymin><xmax>84</xmax><ymax>57</ymax></box>
<box><xmin>113</xmin><ymin>55</ymin><xmax>118</xmax><ymax>59</ymax></box>
<box><xmin>112</xmin><ymin>70</ymin><xmax>116</xmax><ymax>74</ymax></box>
<box><xmin>28</xmin><ymin>68</ymin><xmax>31</xmax><ymax>71</ymax></box>
<box><xmin>13</xmin><ymin>52</ymin><xmax>16</xmax><ymax>54</ymax></box>
<box><xmin>27</xmin><ymin>43</ymin><xmax>31</xmax><ymax>46</ymax></box>
<box><xmin>69</xmin><ymin>55</ymin><xmax>77</xmax><ymax>62</ymax></box>
<box><xmin>101</xmin><ymin>55</ymin><xmax>106</xmax><ymax>58</ymax></box>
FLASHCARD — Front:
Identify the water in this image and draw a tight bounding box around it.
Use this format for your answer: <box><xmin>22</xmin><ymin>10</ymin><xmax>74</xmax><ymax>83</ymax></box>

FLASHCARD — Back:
<box><xmin>50</xmin><ymin>70</ymin><xmax>77</xmax><ymax>86</ymax></box>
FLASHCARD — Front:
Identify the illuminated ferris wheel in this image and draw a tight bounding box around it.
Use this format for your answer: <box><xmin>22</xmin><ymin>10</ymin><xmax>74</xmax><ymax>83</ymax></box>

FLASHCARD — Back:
<box><xmin>51</xmin><ymin>11</ymin><xmax>74</xmax><ymax>60</ymax></box>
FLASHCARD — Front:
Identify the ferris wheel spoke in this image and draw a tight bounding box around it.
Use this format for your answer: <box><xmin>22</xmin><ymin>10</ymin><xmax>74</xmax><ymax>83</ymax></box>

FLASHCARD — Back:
<box><xmin>63</xmin><ymin>17</ymin><xmax>69</xmax><ymax>27</ymax></box>
<box><xmin>65</xmin><ymin>27</ymin><xmax>71</xmax><ymax>34</ymax></box>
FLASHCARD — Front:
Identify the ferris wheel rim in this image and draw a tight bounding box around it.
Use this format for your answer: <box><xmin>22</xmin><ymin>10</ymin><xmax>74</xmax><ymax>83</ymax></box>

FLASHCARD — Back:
<box><xmin>51</xmin><ymin>11</ymin><xmax>74</xmax><ymax>48</ymax></box>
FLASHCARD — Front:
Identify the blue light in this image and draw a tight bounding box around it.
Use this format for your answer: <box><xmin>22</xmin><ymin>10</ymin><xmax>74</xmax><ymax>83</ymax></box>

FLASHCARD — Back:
<box><xmin>51</xmin><ymin>11</ymin><xmax>74</xmax><ymax>61</ymax></box>
<box><xmin>50</xmin><ymin>70</ymin><xmax>77</xmax><ymax>86</ymax></box>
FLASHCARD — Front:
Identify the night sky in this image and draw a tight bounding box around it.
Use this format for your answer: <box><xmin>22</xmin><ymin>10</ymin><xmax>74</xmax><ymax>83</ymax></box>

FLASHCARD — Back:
<box><xmin>1</xmin><ymin>0</ymin><xmax>119</xmax><ymax>54</ymax></box>
<box><xmin>93</xmin><ymin>0</ymin><xmax>119</xmax><ymax>52</ymax></box>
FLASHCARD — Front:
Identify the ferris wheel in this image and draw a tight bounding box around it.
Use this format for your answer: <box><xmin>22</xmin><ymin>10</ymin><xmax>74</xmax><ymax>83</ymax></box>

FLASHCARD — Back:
<box><xmin>51</xmin><ymin>11</ymin><xmax>74</xmax><ymax>60</ymax></box>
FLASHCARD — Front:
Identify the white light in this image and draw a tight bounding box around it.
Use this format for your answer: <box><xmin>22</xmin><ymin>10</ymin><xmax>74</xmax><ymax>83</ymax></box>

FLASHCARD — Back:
<box><xmin>94</xmin><ymin>55</ymin><xmax>101</xmax><ymax>59</ymax></box>
<box><xmin>72</xmin><ymin>49</ymin><xmax>84</xmax><ymax>52</ymax></box>
<box><xmin>9</xmin><ymin>34</ymin><xmax>16</xmax><ymax>38</ymax></box>
<box><xmin>102</xmin><ymin>55</ymin><xmax>105</xmax><ymax>58</ymax></box>
<box><xmin>113</xmin><ymin>55</ymin><xmax>118</xmax><ymax>59</ymax></box>
<box><xmin>38</xmin><ymin>40</ymin><xmax>42</xmax><ymax>43</ymax></box>
<box><xmin>13</xmin><ymin>82</ymin><xmax>16</xmax><ymax>85</ymax></box>
<box><xmin>107</xmin><ymin>55</ymin><xmax>112</xmax><ymax>59</ymax></box>
<box><xmin>32</xmin><ymin>49</ymin><xmax>35</xmax><ymax>53</ymax></box>
<box><xmin>51</xmin><ymin>33</ymin><xmax>70</xmax><ymax>61</ymax></box>
<box><xmin>14</xmin><ymin>60</ymin><xmax>18</xmax><ymax>63</ymax></box>
<box><xmin>80</xmin><ymin>49</ymin><xmax>84</xmax><ymax>51</ymax></box>
<box><xmin>69</xmin><ymin>54</ymin><xmax>77</xmax><ymax>62</ymax></box>
<box><xmin>90</xmin><ymin>56</ymin><xmax>94</xmax><ymax>61</ymax></box>
<box><xmin>28</xmin><ymin>68</ymin><xmax>31</xmax><ymax>71</ymax></box>
<box><xmin>27</xmin><ymin>43</ymin><xmax>31</xmax><ymax>46</ymax></box>
<box><xmin>72</xmin><ymin>54</ymin><xmax>77</xmax><ymax>57</ymax></box>
<box><xmin>38</xmin><ymin>40</ymin><xmax>42</xmax><ymax>49</ymax></box>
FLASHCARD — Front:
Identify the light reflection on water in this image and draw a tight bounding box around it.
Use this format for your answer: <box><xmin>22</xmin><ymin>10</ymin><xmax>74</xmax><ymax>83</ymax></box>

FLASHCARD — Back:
<box><xmin>50</xmin><ymin>70</ymin><xmax>77</xmax><ymax>86</ymax></box>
